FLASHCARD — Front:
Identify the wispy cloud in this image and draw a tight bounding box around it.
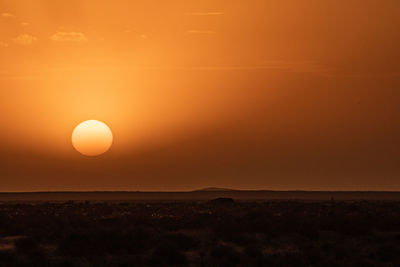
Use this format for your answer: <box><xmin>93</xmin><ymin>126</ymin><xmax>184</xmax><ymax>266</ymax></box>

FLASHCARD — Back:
<box><xmin>0</xmin><ymin>41</ymin><xmax>9</xmax><ymax>48</ymax></box>
<box><xmin>187</xmin><ymin>30</ymin><xmax>216</xmax><ymax>34</ymax></box>
<box><xmin>260</xmin><ymin>60</ymin><xmax>331</xmax><ymax>74</ymax></box>
<box><xmin>50</xmin><ymin>31</ymin><xmax>88</xmax><ymax>43</ymax></box>
<box><xmin>185</xmin><ymin>12</ymin><xmax>224</xmax><ymax>16</ymax></box>
<box><xmin>0</xmin><ymin>74</ymin><xmax>42</xmax><ymax>81</ymax></box>
<box><xmin>12</xmin><ymin>34</ymin><xmax>38</xmax><ymax>45</ymax></box>
<box><xmin>1</xmin><ymin>12</ymin><xmax>14</xmax><ymax>18</ymax></box>
<box><xmin>123</xmin><ymin>29</ymin><xmax>147</xmax><ymax>39</ymax></box>
<box><xmin>20</xmin><ymin>22</ymin><xmax>29</xmax><ymax>27</ymax></box>
<box><xmin>169</xmin><ymin>61</ymin><xmax>331</xmax><ymax>75</ymax></box>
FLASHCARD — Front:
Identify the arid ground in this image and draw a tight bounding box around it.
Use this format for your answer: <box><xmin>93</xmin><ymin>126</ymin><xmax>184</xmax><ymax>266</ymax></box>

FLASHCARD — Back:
<box><xmin>0</xmin><ymin>191</ymin><xmax>400</xmax><ymax>266</ymax></box>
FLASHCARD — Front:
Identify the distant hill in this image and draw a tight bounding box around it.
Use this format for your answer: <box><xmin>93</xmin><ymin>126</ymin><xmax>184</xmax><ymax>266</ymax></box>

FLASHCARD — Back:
<box><xmin>1</xmin><ymin>190</ymin><xmax>400</xmax><ymax>202</ymax></box>
<box><xmin>194</xmin><ymin>187</ymin><xmax>236</xmax><ymax>192</ymax></box>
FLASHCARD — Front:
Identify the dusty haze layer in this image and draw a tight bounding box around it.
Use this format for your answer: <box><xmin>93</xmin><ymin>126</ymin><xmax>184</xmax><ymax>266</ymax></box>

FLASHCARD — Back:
<box><xmin>0</xmin><ymin>0</ymin><xmax>399</xmax><ymax>191</ymax></box>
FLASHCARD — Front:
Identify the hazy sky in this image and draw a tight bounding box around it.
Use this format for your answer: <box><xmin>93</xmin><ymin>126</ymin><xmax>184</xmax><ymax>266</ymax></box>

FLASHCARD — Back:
<box><xmin>0</xmin><ymin>0</ymin><xmax>399</xmax><ymax>191</ymax></box>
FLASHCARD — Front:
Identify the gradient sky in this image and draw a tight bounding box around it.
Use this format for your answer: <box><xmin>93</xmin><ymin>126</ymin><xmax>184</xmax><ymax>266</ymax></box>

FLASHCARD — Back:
<box><xmin>0</xmin><ymin>0</ymin><xmax>399</xmax><ymax>191</ymax></box>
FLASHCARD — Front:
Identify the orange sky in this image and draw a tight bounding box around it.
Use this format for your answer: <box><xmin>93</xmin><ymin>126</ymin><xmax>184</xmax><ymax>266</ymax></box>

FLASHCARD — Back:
<box><xmin>0</xmin><ymin>0</ymin><xmax>399</xmax><ymax>191</ymax></box>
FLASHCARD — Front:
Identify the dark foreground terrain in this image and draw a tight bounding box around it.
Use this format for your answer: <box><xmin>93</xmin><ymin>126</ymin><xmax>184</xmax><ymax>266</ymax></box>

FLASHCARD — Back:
<box><xmin>1</xmin><ymin>199</ymin><xmax>400</xmax><ymax>266</ymax></box>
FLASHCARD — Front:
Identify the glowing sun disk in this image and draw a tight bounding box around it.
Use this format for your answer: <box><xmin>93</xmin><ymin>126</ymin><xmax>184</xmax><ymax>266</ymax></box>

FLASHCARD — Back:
<box><xmin>72</xmin><ymin>120</ymin><xmax>113</xmax><ymax>156</ymax></box>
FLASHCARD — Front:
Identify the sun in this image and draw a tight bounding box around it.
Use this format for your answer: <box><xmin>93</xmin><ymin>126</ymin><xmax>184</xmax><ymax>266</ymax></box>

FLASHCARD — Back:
<box><xmin>72</xmin><ymin>120</ymin><xmax>113</xmax><ymax>156</ymax></box>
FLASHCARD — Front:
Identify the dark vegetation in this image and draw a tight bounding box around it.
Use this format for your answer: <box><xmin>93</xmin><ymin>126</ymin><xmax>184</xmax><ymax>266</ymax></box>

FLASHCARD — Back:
<box><xmin>0</xmin><ymin>199</ymin><xmax>400</xmax><ymax>266</ymax></box>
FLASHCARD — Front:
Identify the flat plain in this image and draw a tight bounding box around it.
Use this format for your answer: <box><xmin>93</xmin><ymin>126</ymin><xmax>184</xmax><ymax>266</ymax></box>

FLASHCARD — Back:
<box><xmin>0</xmin><ymin>191</ymin><xmax>400</xmax><ymax>266</ymax></box>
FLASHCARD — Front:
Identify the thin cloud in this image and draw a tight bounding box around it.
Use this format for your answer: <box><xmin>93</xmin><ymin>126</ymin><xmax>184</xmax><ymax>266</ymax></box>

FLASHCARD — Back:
<box><xmin>20</xmin><ymin>22</ymin><xmax>29</xmax><ymax>27</ymax></box>
<box><xmin>185</xmin><ymin>12</ymin><xmax>224</xmax><ymax>16</ymax></box>
<box><xmin>123</xmin><ymin>29</ymin><xmax>147</xmax><ymax>39</ymax></box>
<box><xmin>172</xmin><ymin>61</ymin><xmax>332</xmax><ymax>75</ymax></box>
<box><xmin>12</xmin><ymin>34</ymin><xmax>38</xmax><ymax>45</ymax></box>
<box><xmin>50</xmin><ymin>31</ymin><xmax>88</xmax><ymax>43</ymax></box>
<box><xmin>187</xmin><ymin>30</ymin><xmax>216</xmax><ymax>34</ymax></box>
<box><xmin>260</xmin><ymin>60</ymin><xmax>331</xmax><ymax>74</ymax></box>
<box><xmin>0</xmin><ymin>75</ymin><xmax>42</xmax><ymax>81</ymax></box>
<box><xmin>0</xmin><ymin>41</ymin><xmax>9</xmax><ymax>48</ymax></box>
<box><xmin>1</xmin><ymin>13</ymin><xmax>14</xmax><ymax>18</ymax></box>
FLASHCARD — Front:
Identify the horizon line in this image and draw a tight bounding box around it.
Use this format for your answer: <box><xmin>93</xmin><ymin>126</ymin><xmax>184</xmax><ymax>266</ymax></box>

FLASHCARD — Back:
<box><xmin>1</xmin><ymin>189</ymin><xmax>400</xmax><ymax>194</ymax></box>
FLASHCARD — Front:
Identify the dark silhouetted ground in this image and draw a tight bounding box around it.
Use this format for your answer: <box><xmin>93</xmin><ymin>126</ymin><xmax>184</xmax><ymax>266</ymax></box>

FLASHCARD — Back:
<box><xmin>0</xmin><ymin>197</ymin><xmax>400</xmax><ymax>266</ymax></box>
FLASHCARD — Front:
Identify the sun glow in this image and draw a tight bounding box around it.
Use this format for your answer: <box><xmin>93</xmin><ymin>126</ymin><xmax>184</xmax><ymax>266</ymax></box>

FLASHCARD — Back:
<box><xmin>72</xmin><ymin>120</ymin><xmax>113</xmax><ymax>156</ymax></box>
